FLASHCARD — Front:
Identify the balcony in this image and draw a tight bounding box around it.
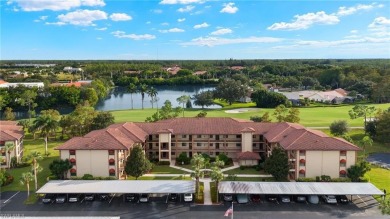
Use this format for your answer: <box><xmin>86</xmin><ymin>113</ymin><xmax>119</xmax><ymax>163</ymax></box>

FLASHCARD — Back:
<box><xmin>160</xmin><ymin>143</ymin><xmax>169</xmax><ymax>150</ymax></box>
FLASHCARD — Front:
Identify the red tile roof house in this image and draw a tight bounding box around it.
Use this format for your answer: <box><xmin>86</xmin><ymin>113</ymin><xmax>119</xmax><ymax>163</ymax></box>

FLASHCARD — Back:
<box><xmin>0</xmin><ymin>121</ymin><xmax>24</xmax><ymax>168</ymax></box>
<box><xmin>56</xmin><ymin>118</ymin><xmax>360</xmax><ymax>180</ymax></box>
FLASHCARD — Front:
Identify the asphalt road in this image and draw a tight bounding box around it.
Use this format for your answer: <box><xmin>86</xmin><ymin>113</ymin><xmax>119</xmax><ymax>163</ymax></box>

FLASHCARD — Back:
<box><xmin>0</xmin><ymin>192</ymin><xmax>387</xmax><ymax>219</ymax></box>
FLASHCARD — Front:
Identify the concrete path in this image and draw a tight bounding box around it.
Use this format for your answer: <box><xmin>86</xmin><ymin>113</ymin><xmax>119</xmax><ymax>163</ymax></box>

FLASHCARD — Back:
<box><xmin>201</xmin><ymin>178</ymin><xmax>212</xmax><ymax>205</ymax></box>
<box><xmin>170</xmin><ymin>160</ymin><xmax>194</xmax><ymax>173</ymax></box>
<box><xmin>221</xmin><ymin>161</ymin><xmax>239</xmax><ymax>172</ymax></box>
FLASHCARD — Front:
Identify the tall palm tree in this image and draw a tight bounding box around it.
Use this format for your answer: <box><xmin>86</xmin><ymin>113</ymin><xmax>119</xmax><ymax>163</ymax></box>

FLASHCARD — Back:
<box><xmin>28</xmin><ymin>151</ymin><xmax>42</xmax><ymax>191</ymax></box>
<box><xmin>128</xmin><ymin>83</ymin><xmax>138</xmax><ymax>110</ymax></box>
<box><xmin>33</xmin><ymin>110</ymin><xmax>60</xmax><ymax>155</ymax></box>
<box><xmin>147</xmin><ymin>87</ymin><xmax>158</xmax><ymax>109</ymax></box>
<box><xmin>177</xmin><ymin>95</ymin><xmax>191</xmax><ymax>117</ymax></box>
<box><xmin>20</xmin><ymin>172</ymin><xmax>34</xmax><ymax>197</ymax></box>
<box><xmin>5</xmin><ymin>142</ymin><xmax>15</xmax><ymax>168</ymax></box>
<box><xmin>190</xmin><ymin>154</ymin><xmax>205</xmax><ymax>199</ymax></box>
<box><xmin>138</xmin><ymin>84</ymin><xmax>149</xmax><ymax>110</ymax></box>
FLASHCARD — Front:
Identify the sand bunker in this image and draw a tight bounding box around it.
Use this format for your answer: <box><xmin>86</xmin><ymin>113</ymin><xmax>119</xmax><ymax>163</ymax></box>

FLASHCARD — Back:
<box><xmin>225</xmin><ymin>108</ymin><xmax>260</xmax><ymax>114</ymax></box>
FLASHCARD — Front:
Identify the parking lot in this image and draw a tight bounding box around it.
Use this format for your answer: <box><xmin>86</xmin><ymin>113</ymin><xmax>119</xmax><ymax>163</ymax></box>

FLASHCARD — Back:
<box><xmin>1</xmin><ymin>191</ymin><xmax>387</xmax><ymax>219</ymax></box>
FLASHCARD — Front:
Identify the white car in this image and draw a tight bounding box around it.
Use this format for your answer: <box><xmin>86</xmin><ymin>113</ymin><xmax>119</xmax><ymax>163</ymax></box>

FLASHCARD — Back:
<box><xmin>139</xmin><ymin>194</ymin><xmax>149</xmax><ymax>203</ymax></box>
<box><xmin>184</xmin><ymin>193</ymin><xmax>193</xmax><ymax>202</ymax></box>
<box><xmin>322</xmin><ymin>195</ymin><xmax>337</xmax><ymax>204</ymax></box>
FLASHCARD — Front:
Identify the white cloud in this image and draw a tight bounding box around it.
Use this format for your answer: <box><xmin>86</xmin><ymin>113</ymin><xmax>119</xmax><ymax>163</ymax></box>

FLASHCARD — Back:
<box><xmin>56</xmin><ymin>10</ymin><xmax>108</xmax><ymax>26</ymax></box>
<box><xmin>160</xmin><ymin>0</ymin><xmax>204</xmax><ymax>4</ymax></box>
<box><xmin>96</xmin><ymin>37</ymin><xmax>103</xmax><ymax>40</ymax></box>
<box><xmin>161</xmin><ymin>22</ymin><xmax>169</xmax><ymax>26</ymax></box>
<box><xmin>178</xmin><ymin>5</ymin><xmax>194</xmax><ymax>12</ymax></box>
<box><xmin>268</xmin><ymin>11</ymin><xmax>339</xmax><ymax>31</ymax></box>
<box><xmin>146</xmin><ymin>21</ymin><xmax>151</xmax><ymax>24</ymax></box>
<box><xmin>95</xmin><ymin>27</ymin><xmax>107</xmax><ymax>31</ymax></box>
<box><xmin>34</xmin><ymin>15</ymin><xmax>48</xmax><ymax>22</ymax></box>
<box><xmin>193</xmin><ymin>22</ymin><xmax>209</xmax><ymax>29</ymax></box>
<box><xmin>152</xmin><ymin>9</ymin><xmax>163</xmax><ymax>14</ymax></box>
<box><xmin>350</xmin><ymin>30</ymin><xmax>358</xmax><ymax>34</ymax></box>
<box><xmin>220</xmin><ymin>2</ymin><xmax>238</xmax><ymax>14</ymax></box>
<box><xmin>10</xmin><ymin>0</ymin><xmax>105</xmax><ymax>11</ymax></box>
<box><xmin>337</xmin><ymin>3</ymin><xmax>382</xmax><ymax>16</ymax></box>
<box><xmin>111</xmin><ymin>31</ymin><xmax>156</xmax><ymax>40</ymax></box>
<box><xmin>178</xmin><ymin>18</ymin><xmax>186</xmax><ymax>22</ymax></box>
<box><xmin>368</xmin><ymin>17</ymin><xmax>390</xmax><ymax>37</ymax></box>
<box><xmin>210</xmin><ymin>28</ymin><xmax>232</xmax><ymax>35</ymax></box>
<box><xmin>110</xmin><ymin>13</ymin><xmax>132</xmax><ymax>21</ymax></box>
<box><xmin>181</xmin><ymin>36</ymin><xmax>282</xmax><ymax>47</ymax></box>
<box><xmin>294</xmin><ymin>37</ymin><xmax>390</xmax><ymax>47</ymax></box>
<box><xmin>159</xmin><ymin>28</ymin><xmax>185</xmax><ymax>33</ymax></box>
<box><xmin>45</xmin><ymin>21</ymin><xmax>66</xmax><ymax>26</ymax></box>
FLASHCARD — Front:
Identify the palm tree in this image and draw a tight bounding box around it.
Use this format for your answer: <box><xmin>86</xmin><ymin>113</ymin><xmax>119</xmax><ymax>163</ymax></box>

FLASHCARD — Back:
<box><xmin>20</xmin><ymin>172</ymin><xmax>34</xmax><ymax>197</ymax></box>
<box><xmin>138</xmin><ymin>84</ymin><xmax>149</xmax><ymax>110</ymax></box>
<box><xmin>190</xmin><ymin>154</ymin><xmax>205</xmax><ymax>199</ymax></box>
<box><xmin>33</xmin><ymin>110</ymin><xmax>60</xmax><ymax>155</ymax></box>
<box><xmin>210</xmin><ymin>158</ymin><xmax>225</xmax><ymax>203</ymax></box>
<box><xmin>361</xmin><ymin>136</ymin><xmax>373</xmax><ymax>156</ymax></box>
<box><xmin>177</xmin><ymin>95</ymin><xmax>191</xmax><ymax>117</ymax></box>
<box><xmin>5</xmin><ymin>142</ymin><xmax>15</xmax><ymax>168</ymax></box>
<box><xmin>147</xmin><ymin>87</ymin><xmax>158</xmax><ymax>109</ymax></box>
<box><xmin>128</xmin><ymin>83</ymin><xmax>138</xmax><ymax>110</ymax></box>
<box><xmin>28</xmin><ymin>151</ymin><xmax>43</xmax><ymax>191</ymax></box>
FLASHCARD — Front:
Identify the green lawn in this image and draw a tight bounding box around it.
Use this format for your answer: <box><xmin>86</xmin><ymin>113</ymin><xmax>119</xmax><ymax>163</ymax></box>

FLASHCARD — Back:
<box><xmin>223</xmin><ymin>167</ymin><xmax>265</xmax><ymax>175</ymax></box>
<box><xmin>127</xmin><ymin>176</ymin><xmax>191</xmax><ymax>180</ymax></box>
<box><xmin>210</xmin><ymin>181</ymin><xmax>217</xmax><ymax>203</ymax></box>
<box><xmin>365</xmin><ymin>167</ymin><xmax>390</xmax><ymax>196</ymax></box>
<box><xmin>2</xmin><ymin>137</ymin><xmax>65</xmax><ymax>192</ymax></box>
<box><xmin>111</xmin><ymin>103</ymin><xmax>390</xmax><ymax>127</ymax></box>
<box><xmin>150</xmin><ymin>165</ymin><xmax>188</xmax><ymax>174</ymax></box>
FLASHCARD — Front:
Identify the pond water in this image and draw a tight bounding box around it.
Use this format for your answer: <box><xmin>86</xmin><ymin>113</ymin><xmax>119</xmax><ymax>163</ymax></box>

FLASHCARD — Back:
<box><xmin>95</xmin><ymin>85</ymin><xmax>220</xmax><ymax>111</ymax></box>
<box><xmin>367</xmin><ymin>153</ymin><xmax>390</xmax><ymax>169</ymax></box>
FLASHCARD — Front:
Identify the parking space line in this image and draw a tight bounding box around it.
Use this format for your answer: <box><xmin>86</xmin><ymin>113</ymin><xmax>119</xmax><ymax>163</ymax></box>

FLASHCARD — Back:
<box><xmin>3</xmin><ymin>191</ymin><xmax>20</xmax><ymax>204</ymax></box>
<box><xmin>356</xmin><ymin>195</ymin><xmax>367</xmax><ymax>206</ymax></box>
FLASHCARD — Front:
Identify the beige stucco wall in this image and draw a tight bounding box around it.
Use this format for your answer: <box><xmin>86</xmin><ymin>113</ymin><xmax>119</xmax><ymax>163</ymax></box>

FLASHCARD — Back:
<box><xmin>241</xmin><ymin>133</ymin><xmax>253</xmax><ymax>152</ymax></box>
<box><xmin>239</xmin><ymin>160</ymin><xmax>257</xmax><ymax>166</ymax></box>
<box><xmin>76</xmin><ymin>150</ymin><xmax>110</xmax><ymax>177</ymax></box>
<box><xmin>346</xmin><ymin>151</ymin><xmax>356</xmax><ymax>168</ymax></box>
<box><xmin>305</xmin><ymin>151</ymin><xmax>340</xmax><ymax>178</ymax></box>
<box><xmin>159</xmin><ymin>133</ymin><xmax>170</xmax><ymax>143</ymax></box>
<box><xmin>60</xmin><ymin>150</ymin><xmax>69</xmax><ymax>160</ymax></box>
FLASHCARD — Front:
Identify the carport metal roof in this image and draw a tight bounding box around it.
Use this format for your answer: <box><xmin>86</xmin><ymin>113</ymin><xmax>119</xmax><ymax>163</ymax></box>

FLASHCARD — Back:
<box><xmin>218</xmin><ymin>181</ymin><xmax>384</xmax><ymax>195</ymax></box>
<box><xmin>36</xmin><ymin>180</ymin><xmax>195</xmax><ymax>194</ymax></box>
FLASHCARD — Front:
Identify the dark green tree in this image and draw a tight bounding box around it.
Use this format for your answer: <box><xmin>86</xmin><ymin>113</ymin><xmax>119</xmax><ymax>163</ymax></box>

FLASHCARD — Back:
<box><xmin>379</xmin><ymin>198</ymin><xmax>390</xmax><ymax>215</ymax></box>
<box><xmin>264</xmin><ymin>147</ymin><xmax>289</xmax><ymax>181</ymax></box>
<box><xmin>19</xmin><ymin>90</ymin><xmax>38</xmax><ymax>120</ymax></box>
<box><xmin>3</xmin><ymin>107</ymin><xmax>15</xmax><ymax>120</ymax></box>
<box><xmin>33</xmin><ymin>109</ymin><xmax>60</xmax><ymax>155</ymax></box>
<box><xmin>330</xmin><ymin>120</ymin><xmax>349</xmax><ymax>137</ymax></box>
<box><xmin>49</xmin><ymin>159</ymin><xmax>73</xmax><ymax>179</ymax></box>
<box><xmin>80</xmin><ymin>88</ymin><xmax>99</xmax><ymax>106</ymax></box>
<box><xmin>145</xmin><ymin>100</ymin><xmax>182</xmax><ymax>122</ymax></box>
<box><xmin>251</xmin><ymin>90</ymin><xmax>287</xmax><ymax>108</ymax></box>
<box><xmin>349</xmin><ymin>105</ymin><xmax>376</xmax><ymax>129</ymax></box>
<box><xmin>375</xmin><ymin>109</ymin><xmax>390</xmax><ymax>143</ymax></box>
<box><xmin>193</xmin><ymin>91</ymin><xmax>214</xmax><ymax>109</ymax></box>
<box><xmin>125</xmin><ymin>145</ymin><xmax>152</xmax><ymax>179</ymax></box>
<box><xmin>90</xmin><ymin>111</ymin><xmax>115</xmax><ymax>130</ymax></box>
<box><xmin>347</xmin><ymin>161</ymin><xmax>371</xmax><ymax>182</ymax></box>
<box><xmin>214</xmin><ymin>79</ymin><xmax>248</xmax><ymax>105</ymax></box>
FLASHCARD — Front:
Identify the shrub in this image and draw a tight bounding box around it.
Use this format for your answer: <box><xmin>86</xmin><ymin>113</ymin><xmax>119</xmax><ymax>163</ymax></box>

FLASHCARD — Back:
<box><xmin>296</xmin><ymin>178</ymin><xmax>316</xmax><ymax>182</ymax></box>
<box><xmin>240</xmin><ymin>166</ymin><xmax>245</xmax><ymax>170</ymax></box>
<box><xmin>157</xmin><ymin>161</ymin><xmax>171</xmax><ymax>165</ymax></box>
<box><xmin>0</xmin><ymin>171</ymin><xmax>14</xmax><ymax>186</ymax></box>
<box><xmin>81</xmin><ymin>174</ymin><xmax>94</xmax><ymax>180</ymax></box>
<box><xmin>47</xmin><ymin>175</ymin><xmax>58</xmax><ymax>181</ymax></box>
<box><xmin>316</xmin><ymin>176</ymin><xmax>320</xmax><ymax>182</ymax></box>
<box><xmin>176</xmin><ymin>152</ymin><xmax>190</xmax><ymax>165</ymax></box>
<box><xmin>331</xmin><ymin>178</ymin><xmax>351</xmax><ymax>182</ymax></box>
<box><xmin>104</xmin><ymin>177</ymin><xmax>117</xmax><ymax>180</ymax></box>
<box><xmin>329</xmin><ymin>120</ymin><xmax>349</xmax><ymax>136</ymax></box>
<box><xmin>320</xmin><ymin>175</ymin><xmax>331</xmax><ymax>182</ymax></box>
<box><xmin>16</xmin><ymin>162</ymin><xmax>30</xmax><ymax>168</ymax></box>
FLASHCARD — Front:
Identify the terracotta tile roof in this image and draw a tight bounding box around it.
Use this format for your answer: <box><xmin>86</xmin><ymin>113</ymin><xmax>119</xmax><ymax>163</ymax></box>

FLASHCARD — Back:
<box><xmin>0</xmin><ymin>122</ymin><xmax>24</xmax><ymax>141</ymax></box>
<box><xmin>56</xmin><ymin>118</ymin><xmax>361</xmax><ymax>151</ymax></box>
<box><xmin>237</xmin><ymin>151</ymin><xmax>261</xmax><ymax>160</ymax></box>
<box><xmin>0</xmin><ymin>121</ymin><xmax>19</xmax><ymax>126</ymax></box>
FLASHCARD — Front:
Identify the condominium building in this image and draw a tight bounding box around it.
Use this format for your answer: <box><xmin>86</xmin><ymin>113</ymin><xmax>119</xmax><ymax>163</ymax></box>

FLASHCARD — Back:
<box><xmin>0</xmin><ymin>121</ymin><xmax>24</xmax><ymax>168</ymax></box>
<box><xmin>56</xmin><ymin>118</ymin><xmax>360</xmax><ymax>180</ymax></box>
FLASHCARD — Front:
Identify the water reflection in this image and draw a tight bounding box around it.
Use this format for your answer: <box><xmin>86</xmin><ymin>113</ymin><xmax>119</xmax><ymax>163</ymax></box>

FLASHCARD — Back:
<box><xmin>95</xmin><ymin>85</ymin><xmax>220</xmax><ymax>111</ymax></box>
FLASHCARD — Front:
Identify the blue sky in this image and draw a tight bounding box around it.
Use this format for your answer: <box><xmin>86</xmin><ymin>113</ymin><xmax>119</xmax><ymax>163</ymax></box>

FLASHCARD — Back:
<box><xmin>1</xmin><ymin>0</ymin><xmax>389</xmax><ymax>60</ymax></box>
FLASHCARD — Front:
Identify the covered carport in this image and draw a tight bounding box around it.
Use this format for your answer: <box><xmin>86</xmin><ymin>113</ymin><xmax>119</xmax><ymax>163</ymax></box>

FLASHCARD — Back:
<box><xmin>37</xmin><ymin>180</ymin><xmax>195</xmax><ymax>203</ymax></box>
<box><xmin>218</xmin><ymin>181</ymin><xmax>384</xmax><ymax>196</ymax></box>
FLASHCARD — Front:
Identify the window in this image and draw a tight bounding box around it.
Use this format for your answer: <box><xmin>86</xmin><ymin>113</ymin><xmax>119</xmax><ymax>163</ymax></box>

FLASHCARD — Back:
<box><xmin>182</xmin><ymin>135</ymin><xmax>187</xmax><ymax>138</ymax></box>
<box><xmin>209</xmin><ymin>152</ymin><xmax>214</xmax><ymax>155</ymax></box>
<box><xmin>155</xmin><ymin>135</ymin><xmax>159</xmax><ymax>138</ymax></box>
<box><xmin>149</xmin><ymin>144</ymin><xmax>153</xmax><ymax>150</ymax></box>
<box><xmin>171</xmin><ymin>152</ymin><xmax>176</xmax><ymax>156</ymax></box>
<box><xmin>197</xmin><ymin>135</ymin><xmax>201</xmax><ymax>138</ymax></box>
<box><xmin>299</xmin><ymin>150</ymin><xmax>305</xmax><ymax>156</ymax></box>
<box><xmin>171</xmin><ymin>143</ymin><xmax>176</xmax><ymax>147</ymax></box>
<box><xmin>209</xmin><ymin>135</ymin><xmax>213</xmax><ymax>138</ymax></box>
<box><xmin>70</xmin><ymin>158</ymin><xmax>76</xmax><ymax>165</ymax></box>
<box><xmin>109</xmin><ymin>158</ymin><xmax>115</xmax><ymax>165</ymax></box>
<box><xmin>340</xmin><ymin>151</ymin><xmax>347</xmax><ymax>156</ymax></box>
<box><xmin>171</xmin><ymin>135</ymin><xmax>175</xmax><ymax>139</ymax></box>
<box><xmin>225</xmin><ymin>135</ymin><xmax>228</xmax><ymax>138</ymax></box>
<box><xmin>109</xmin><ymin>169</ymin><xmax>116</xmax><ymax>176</ymax></box>
<box><xmin>340</xmin><ymin>159</ymin><xmax>346</xmax><ymax>167</ymax></box>
<box><xmin>210</xmin><ymin>143</ymin><xmax>213</xmax><ymax>147</ymax></box>
<box><xmin>253</xmin><ymin>135</ymin><xmax>256</xmax><ymax>139</ymax></box>
<box><xmin>0</xmin><ymin>141</ymin><xmax>5</xmax><ymax>146</ymax></box>
<box><xmin>236</xmin><ymin>143</ymin><xmax>241</xmax><ymax>147</ymax></box>
<box><xmin>108</xmin><ymin>150</ymin><xmax>115</xmax><ymax>155</ymax></box>
<box><xmin>149</xmin><ymin>135</ymin><xmax>153</xmax><ymax>141</ymax></box>
<box><xmin>197</xmin><ymin>143</ymin><xmax>202</xmax><ymax>147</ymax></box>
<box><xmin>253</xmin><ymin>143</ymin><xmax>257</xmax><ymax>147</ymax></box>
<box><xmin>182</xmin><ymin>143</ymin><xmax>187</xmax><ymax>147</ymax></box>
<box><xmin>69</xmin><ymin>150</ymin><xmax>76</xmax><ymax>155</ymax></box>
<box><xmin>70</xmin><ymin>169</ymin><xmax>77</xmax><ymax>176</ymax></box>
<box><xmin>236</xmin><ymin>135</ymin><xmax>241</xmax><ymax>139</ymax></box>
<box><xmin>339</xmin><ymin>170</ymin><xmax>347</xmax><ymax>177</ymax></box>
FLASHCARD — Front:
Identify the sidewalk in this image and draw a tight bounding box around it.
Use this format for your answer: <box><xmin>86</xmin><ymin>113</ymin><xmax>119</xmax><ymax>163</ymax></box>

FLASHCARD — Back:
<box><xmin>201</xmin><ymin>178</ymin><xmax>212</xmax><ymax>205</ymax></box>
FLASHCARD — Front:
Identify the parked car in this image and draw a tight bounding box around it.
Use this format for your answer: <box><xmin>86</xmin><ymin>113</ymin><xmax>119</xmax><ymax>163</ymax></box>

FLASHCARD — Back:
<box><xmin>223</xmin><ymin>194</ymin><xmax>233</xmax><ymax>202</ymax></box>
<box><xmin>169</xmin><ymin>193</ymin><xmax>178</xmax><ymax>202</ymax></box>
<box><xmin>322</xmin><ymin>195</ymin><xmax>337</xmax><ymax>204</ymax></box>
<box><xmin>184</xmin><ymin>193</ymin><xmax>193</xmax><ymax>202</ymax></box>
<box><xmin>266</xmin><ymin>195</ymin><xmax>278</xmax><ymax>203</ymax></box>
<box><xmin>125</xmin><ymin>194</ymin><xmax>138</xmax><ymax>202</ymax></box>
<box><xmin>98</xmin><ymin>194</ymin><xmax>110</xmax><ymax>201</ymax></box>
<box><xmin>336</xmin><ymin>195</ymin><xmax>349</xmax><ymax>204</ymax></box>
<box><xmin>307</xmin><ymin>195</ymin><xmax>319</xmax><ymax>204</ymax></box>
<box><xmin>68</xmin><ymin>194</ymin><xmax>81</xmax><ymax>203</ymax></box>
<box><xmin>84</xmin><ymin>194</ymin><xmax>95</xmax><ymax>201</ymax></box>
<box><xmin>55</xmin><ymin>194</ymin><xmax>67</xmax><ymax>203</ymax></box>
<box><xmin>139</xmin><ymin>194</ymin><xmax>149</xmax><ymax>203</ymax></box>
<box><xmin>236</xmin><ymin>194</ymin><xmax>249</xmax><ymax>204</ymax></box>
<box><xmin>294</xmin><ymin>195</ymin><xmax>306</xmax><ymax>203</ymax></box>
<box><xmin>250</xmin><ymin>194</ymin><xmax>261</xmax><ymax>203</ymax></box>
<box><xmin>279</xmin><ymin>195</ymin><xmax>291</xmax><ymax>203</ymax></box>
<box><xmin>42</xmin><ymin>194</ymin><xmax>55</xmax><ymax>204</ymax></box>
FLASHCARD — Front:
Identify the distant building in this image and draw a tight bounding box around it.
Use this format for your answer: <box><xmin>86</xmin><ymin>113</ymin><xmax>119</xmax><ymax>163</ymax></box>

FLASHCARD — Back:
<box><xmin>0</xmin><ymin>81</ymin><xmax>44</xmax><ymax>88</ymax></box>
<box><xmin>63</xmin><ymin>67</ymin><xmax>83</xmax><ymax>72</ymax></box>
<box><xmin>50</xmin><ymin>80</ymin><xmax>92</xmax><ymax>88</ymax></box>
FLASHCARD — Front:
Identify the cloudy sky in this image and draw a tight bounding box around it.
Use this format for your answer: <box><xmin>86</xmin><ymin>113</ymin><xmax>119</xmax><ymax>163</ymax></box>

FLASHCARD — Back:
<box><xmin>1</xmin><ymin>0</ymin><xmax>389</xmax><ymax>60</ymax></box>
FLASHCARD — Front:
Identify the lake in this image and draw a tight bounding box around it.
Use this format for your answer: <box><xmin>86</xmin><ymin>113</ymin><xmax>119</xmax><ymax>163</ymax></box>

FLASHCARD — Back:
<box><xmin>95</xmin><ymin>85</ymin><xmax>220</xmax><ymax>111</ymax></box>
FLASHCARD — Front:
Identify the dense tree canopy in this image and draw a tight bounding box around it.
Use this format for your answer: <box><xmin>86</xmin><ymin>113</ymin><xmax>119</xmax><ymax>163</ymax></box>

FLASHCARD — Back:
<box><xmin>264</xmin><ymin>147</ymin><xmax>289</xmax><ymax>181</ymax></box>
<box><xmin>213</xmin><ymin>79</ymin><xmax>248</xmax><ymax>105</ymax></box>
<box><xmin>251</xmin><ymin>90</ymin><xmax>287</xmax><ymax>108</ymax></box>
<box><xmin>125</xmin><ymin>145</ymin><xmax>152</xmax><ymax>180</ymax></box>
